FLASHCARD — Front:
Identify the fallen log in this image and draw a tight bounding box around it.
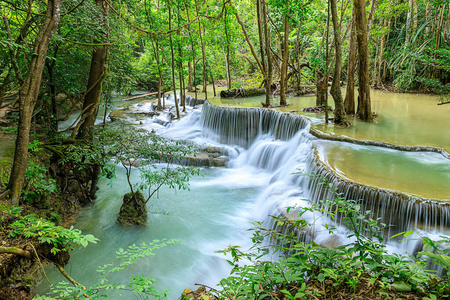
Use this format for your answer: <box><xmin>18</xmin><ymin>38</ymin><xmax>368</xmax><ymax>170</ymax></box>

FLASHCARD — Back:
<box><xmin>220</xmin><ymin>88</ymin><xmax>266</xmax><ymax>98</ymax></box>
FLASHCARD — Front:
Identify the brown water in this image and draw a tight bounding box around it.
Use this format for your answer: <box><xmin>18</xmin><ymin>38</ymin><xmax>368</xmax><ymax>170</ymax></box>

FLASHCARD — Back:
<box><xmin>209</xmin><ymin>88</ymin><xmax>450</xmax><ymax>200</ymax></box>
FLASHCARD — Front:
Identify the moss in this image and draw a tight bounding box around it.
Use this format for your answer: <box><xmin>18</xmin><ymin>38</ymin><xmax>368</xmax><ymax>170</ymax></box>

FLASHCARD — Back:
<box><xmin>117</xmin><ymin>191</ymin><xmax>148</xmax><ymax>226</ymax></box>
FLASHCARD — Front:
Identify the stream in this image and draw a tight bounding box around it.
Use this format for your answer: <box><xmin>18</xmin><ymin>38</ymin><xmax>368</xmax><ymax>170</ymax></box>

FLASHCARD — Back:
<box><xmin>36</xmin><ymin>90</ymin><xmax>450</xmax><ymax>299</ymax></box>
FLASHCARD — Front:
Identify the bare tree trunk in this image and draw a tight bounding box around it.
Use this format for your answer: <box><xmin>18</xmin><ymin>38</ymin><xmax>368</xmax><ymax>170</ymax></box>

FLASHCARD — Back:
<box><xmin>209</xmin><ymin>63</ymin><xmax>216</xmax><ymax>97</ymax></box>
<box><xmin>262</xmin><ymin>0</ymin><xmax>273</xmax><ymax>107</ymax></box>
<box><xmin>201</xmin><ymin>25</ymin><xmax>207</xmax><ymax>97</ymax></box>
<box><xmin>256</xmin><ymin>0</ymin><xmax>268</xmax><ymax>106</ymax></box>
<box><xmin>368</xmin><ymin>0</ymin><xmax>377</xmax><ymax>31</ymax></box>
<box><xmin>7</xmin><ymin>0</ymin><xmax>62</xmax><ymax>205</ymax></box>
<box><xmin>177</xmin><ymin>7</ymin><xmax>185</xmax><ymax>112</ymax></box>
<box><xmin>77</xmin><ymin>0</ymin><xmax>110</xmax><ymax>141</ymax></box>
<box><xmin>154</xmin><ymin>39</ymin><xmax>163</xmax><ymax>109</ymax></box>
<box><xmin>329</xmin><ymin>0</ymin><xmax>346</xmax><ymax>124</ymax></box>
<box><xmin>405</xmin><ymin>0</ymin><xmax>413</xmax><ymax>46</ymax></box>
<box><xmin>279</xmin><ymin>14</ymin><xmax>289</xmax><ymax>106</ymax></box>
<box><xmin>184</xmin><ymin>2</ymin><xmax>198</xmax><ymax>106</ymax></box>
<box><xmin>168</xmin><ymin>4</ymin><xmax>180</xmax><ymax>119</ymax></box>
<box><xmin>354</xmin><ymin>0</ymin><xmax>373</xmax><ymax>122</ymax></box>
<box><xmin>224</xmin><ymin>8</ymin><xmax>232</xmax><ymax>89</ymax></box>
<box><xmin>188</xmin><ymin>61</ymin><xmax>193</xmax><ymax>92</ymax></box>
<box><xmin>315</xmin><ymin>11</ymin><xmax>328</xmax><ymax>107</ymax></box>
<box><xmin>75</xmin><ymin>0</ymin><xmax>110</xmax><ymax>201</ymax></box>
<box><xmin>344</xmin><ymin>18</ymin><xmax>356</xmax><ymax>115</ymax></box>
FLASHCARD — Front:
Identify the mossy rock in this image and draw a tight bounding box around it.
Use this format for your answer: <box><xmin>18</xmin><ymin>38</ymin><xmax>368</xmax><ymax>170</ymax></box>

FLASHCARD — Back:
<box><xmin>117</xmin><ymin>191</ymin><xmax>147</xmax><ymax>226</ymax></box>
<box><xmin>181</xmin><ymin>286</ymin><xmax>215</xmax><ymax>300</ymax></box>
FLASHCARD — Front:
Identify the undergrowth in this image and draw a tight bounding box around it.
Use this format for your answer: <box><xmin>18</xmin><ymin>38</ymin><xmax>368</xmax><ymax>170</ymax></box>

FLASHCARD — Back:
<box><xmin>214</xmin><ymin>177</ymin><xmax>450</xmax><ymax>300</ymax></box>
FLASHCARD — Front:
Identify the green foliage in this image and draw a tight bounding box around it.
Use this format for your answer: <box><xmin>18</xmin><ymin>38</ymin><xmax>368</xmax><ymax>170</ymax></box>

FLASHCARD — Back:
<box><xmin>214</xmin><ymin>176</ymin><xmax>449</xmax><ymax>299</ymax></box>
<box><xmin>20</xmin><ymin>140</ymin><xmax>57</xmax><ymax>204</ymax></box>
<box><xmin>8</xmin><ymin>214</ymin><xmax>98</xmax><ymax>254</ymax></box>
<box><xmin>23</xmin><ymin>162</ymin><xmax>57</xmax><ymax>204</ymax></box>
<box><xmin>100</xmin><ymin>122</ymin><xmax>200</xmax><ymax>204</ymax></box>
<box><xmin>36</xmin><ymin>239</ymin><xmax>180</xmax><ymax>300</ymax></box>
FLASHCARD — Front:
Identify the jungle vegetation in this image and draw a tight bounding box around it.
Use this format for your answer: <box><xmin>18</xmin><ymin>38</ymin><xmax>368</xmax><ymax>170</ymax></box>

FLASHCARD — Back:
<box><xmin>0</xmin><ymin>0</ymin><xmax>449</xmax><ymax>298</ymax></box>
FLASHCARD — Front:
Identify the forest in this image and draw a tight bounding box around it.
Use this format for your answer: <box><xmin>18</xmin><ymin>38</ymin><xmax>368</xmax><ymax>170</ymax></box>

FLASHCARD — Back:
<box><xmin>0</xmin><ymin>0</ymin><xmax>450</xmax><ymax>299</ymax></box>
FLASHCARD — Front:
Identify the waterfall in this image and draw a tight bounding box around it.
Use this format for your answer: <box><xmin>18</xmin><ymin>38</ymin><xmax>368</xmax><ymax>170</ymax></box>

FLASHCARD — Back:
<box><xmin>197</xmin><ymin>102</ymin><xmax>450</xmax><ymax>244</ymax></box>
<box><xmin>304</xmin><ymin>153</ymin><xmax>450</xmax><ymax>239</ymax></box>
<box><xmin>200</xmin><ymin>102</ymin><xmax>310</xmax><ymax>148</ymax></box>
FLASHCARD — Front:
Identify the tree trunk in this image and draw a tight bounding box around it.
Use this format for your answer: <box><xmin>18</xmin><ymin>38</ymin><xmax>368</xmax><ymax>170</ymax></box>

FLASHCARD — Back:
<box><xmin>168</xmin><ymin>4</ymin><xmax>180</xmax><ymax>119</ymax></box>
<box><xmin>188</xmin><ymin>61</ymin><xmax>193</xmax><ymax>92</ymax></box>
<box><xmin>329</xmin><ymin>0</ymin><xmax>346</xmax><ymax>124</ymax></box>
<box><xmin>7</xmin><ymin>0</ymin><xmax>62</xmax><ymax>205</ymax></box>
<box><xmin>176</xmin><ymin>6</ymin><xmax>185</xmax><ymax>112</ymax></box>
<box><xmin>224</xmin><ymin>8</ymin><xmax>232</xmax><ymax>90</ymax></box>
<box><xmin>209</xmin><ymin>63</ymin><xmax>216</xmax><ymax>97</ymax></box>
<box><xmin>354</xmin><ymin>0</ymin><xmax>373</xmax><ymax>122</ymax></box>
<box><xmin>344</xmin><ymin>17</ymin><xmax>356</xmax><ymax>115</ymax></box>
<box><xmin>405</xmin><ymin>0</ymin><xmax>413</xmax><ymax>46</ymax></box>
<box><xmin>195</xmin><ymin>2</ymin><xmax>207</xmax><ymax>99</ymax></box>
<box><xmin>184</xmin><ymin>2</ymin><xmax>198</xmax><ymax>106</ymax></box>
<box><xmin>315</xmin><ymin>11</ymin><xmax>328</xmax><ymax>107</ymax></box>
<box><xmin>154</xmin><ymin>39</ymin><xmax>163</xmax><ymax>109</ymax></box>
<box><xmin>77</xmin><ymin>0</ymin><xmax>110</xmax><ymax>141</ymax></box>
<box><xmin>262</xmin><ymin>0</ymin><xmax>273</xmax><ymax>107</ymax></box>
<box><xmin>279</xmin><ymin>14</ymin><xmax>289</xmax><ymax>106</ymax></box>
<box><xmin>256</xmin><ymin>0</ymin><xmax>268</xmax><ymax>106</ymax></box>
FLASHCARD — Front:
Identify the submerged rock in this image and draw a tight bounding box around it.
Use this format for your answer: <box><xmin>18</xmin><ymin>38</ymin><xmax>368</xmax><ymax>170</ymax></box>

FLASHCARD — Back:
<box><xmin>182</xmin><ymin>146</ymin><xmax>229</xmax><ymax>167</ymax></box>
<box><xmin>302</xmin><ymin>105</ymin><xmax>333</xmax><ymax>113</ymax></box>
<box><xmin>117</xmin><ymin>191</ymin><xmax>147</xmax><ymax>226</ymax></box>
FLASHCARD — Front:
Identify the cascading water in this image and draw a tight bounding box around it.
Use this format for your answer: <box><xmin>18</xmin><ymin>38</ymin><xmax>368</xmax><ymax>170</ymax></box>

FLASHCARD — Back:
<box><xmin>37</xmin><ymin>99</ymin><xmax>450</xmax><ymax>298</ymax></box>
<box><xmin>198</xmin><ymin>102</ymin><xmax>450</xmax><ymax>250</ymax></box>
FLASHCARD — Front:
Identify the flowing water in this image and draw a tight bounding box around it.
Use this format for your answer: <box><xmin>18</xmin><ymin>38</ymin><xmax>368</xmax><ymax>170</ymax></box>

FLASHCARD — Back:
<box><xmin>36</xmin><ymin>91</ymin><xmax>450</xmax><ymax>298</ymax></box>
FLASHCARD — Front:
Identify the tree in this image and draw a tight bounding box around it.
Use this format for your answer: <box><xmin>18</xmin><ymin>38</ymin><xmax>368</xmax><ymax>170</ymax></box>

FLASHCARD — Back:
<box><xmin>100</xmin><ymin>123</ymin><xmax>199</xmax><ymax>225</ymax></box>
<box><xmin>5</xmin><ymin>0</ymin><xmax>62</xmax><ymax>205</ymax></box>
<box><xmin>353</xmin><ymin>0</ymin><xmax>373</xmax><ymax>122</ymax></box>
<box><xmin>75</xmin><ymin>0</ymin><xmax>110</xmax><ymax>141</ymax></box>
<box><xmin>344</xmin><ymin>17</ymin><xmax>356</xmax><ymax>115</ymax></box>
<box><xmin>329</xmin><ymin>0</ymin><xmax>347</xmax><ymax>124</ymax></box>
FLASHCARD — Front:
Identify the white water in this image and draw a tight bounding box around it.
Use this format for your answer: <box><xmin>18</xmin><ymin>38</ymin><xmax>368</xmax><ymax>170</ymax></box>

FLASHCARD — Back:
<box><xmin>36</xmin><ymin>99</ymin><xmax>445</xmax><ymax>298</ymax></box>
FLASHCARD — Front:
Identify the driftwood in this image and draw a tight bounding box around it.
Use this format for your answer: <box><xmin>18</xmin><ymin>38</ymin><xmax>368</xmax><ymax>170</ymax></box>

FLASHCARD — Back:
<box><xmin>438</xmin><ymin>100</ymin><xmax>450</xmax><ymax>106</ymax></box>
<box><xmin>220</xmin><ymin>88</ymin><xmax>266</xmax><ymax>98</ymax></box>
<box><xmin>122</xmin><ymin>91</ymin><xmax>164</xmax><ymax>101</ymax></box>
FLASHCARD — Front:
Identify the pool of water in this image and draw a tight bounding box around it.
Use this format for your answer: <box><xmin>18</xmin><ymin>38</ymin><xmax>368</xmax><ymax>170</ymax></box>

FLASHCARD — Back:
<box><xmin>210</xmin><ymin>89</ymin><xmax>450</xmax><ymax>152</ymax></box>
<box><xmin>35</xmin><ymin>164</ymin><xmax>270</xmax><ymax>299</ymax></box>
<box><xmin>316</xmin><ymin>140</ymin><xmax>450</xmax><ymax>201</ymax></box>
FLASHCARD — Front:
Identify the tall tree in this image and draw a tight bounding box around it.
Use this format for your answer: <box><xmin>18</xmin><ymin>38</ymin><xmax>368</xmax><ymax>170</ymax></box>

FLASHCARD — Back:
<box><xmin>329</xmin><ymin>0</ymin><xmax>346</xmax><ymax>124</ymax></box>
<box><xmin>6</xmin><ymin>0</ymin><xmax>62</xmax><ymax>205</ymax></box>
<box><xmin>353</xmin><ymin>0</ymin><xmax>373</xmax><ymax>121</ymax></box>
<box><xmin>344</xmin><ymin>17</ymin><xmax>356</xmax><ymax>115</ymax></box>
<box><xmin>168</xmin><ymin>2</ymin><xmax>181</xmax><ymax>119</ymax></box>
<box><xmin>224</xmin><ymin>7</ymin><xmax>232</xmax><ymax>90</ymax></box>
<box><xmin>76</xmin><ymin>0</ymin><xmax>110</xmax><ymax>141</ymax></box>
<box><xmin>279</xmin><ymin>13</ymin><xmax>290</xmax><ymax>106</ymax></box>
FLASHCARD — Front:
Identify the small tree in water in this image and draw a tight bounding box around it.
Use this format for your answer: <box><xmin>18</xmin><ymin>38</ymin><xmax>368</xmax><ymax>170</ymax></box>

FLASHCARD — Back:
<box><xmin>101</xmin><ymin>122</ymin><xmax>199</xmax><ymax>225</ymax></box>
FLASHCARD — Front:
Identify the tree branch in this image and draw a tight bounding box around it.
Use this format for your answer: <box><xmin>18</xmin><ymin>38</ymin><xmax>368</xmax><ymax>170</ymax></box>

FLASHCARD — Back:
<box><xmin>55</xmin><ymin>264</ymin><xmax>86</xmax><ymax>289</ymax></box>
<box><xmin>0</xmin><ymin>246</ymin><xmax>33</xmax><ymax>259</ymax></box>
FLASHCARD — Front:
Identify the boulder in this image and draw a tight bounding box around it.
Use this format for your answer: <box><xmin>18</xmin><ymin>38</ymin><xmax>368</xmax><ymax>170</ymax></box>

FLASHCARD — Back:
<box><xmin>117</xmin><ymin>191</ymin><xmax>147</xmax><ymax>226</ymax></box>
